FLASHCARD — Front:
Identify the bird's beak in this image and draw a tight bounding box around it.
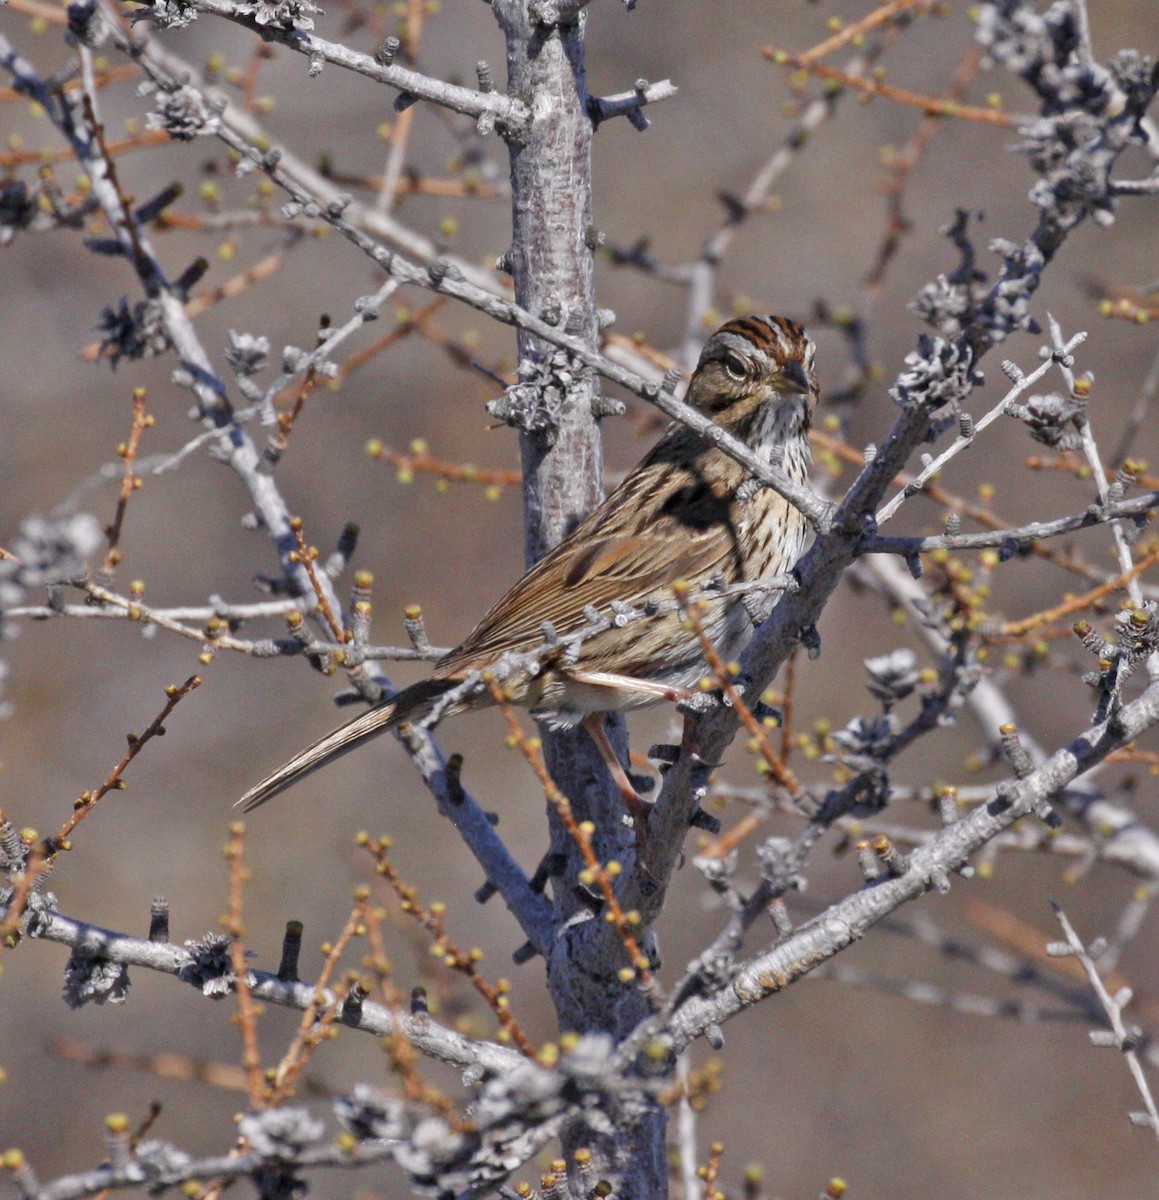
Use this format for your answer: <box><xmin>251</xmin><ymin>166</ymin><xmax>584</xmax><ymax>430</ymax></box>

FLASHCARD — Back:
<box><xmin>778</xmin><ymin>359</ymin><xmax>812</xmax><ymax>395</ymax></box>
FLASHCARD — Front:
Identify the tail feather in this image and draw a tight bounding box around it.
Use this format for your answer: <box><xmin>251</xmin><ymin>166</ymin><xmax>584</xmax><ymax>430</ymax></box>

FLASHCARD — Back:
<box><xmin>237</xmin><ymin>677</ymin><xmax>460</xmax><ymax>812</ymax></box>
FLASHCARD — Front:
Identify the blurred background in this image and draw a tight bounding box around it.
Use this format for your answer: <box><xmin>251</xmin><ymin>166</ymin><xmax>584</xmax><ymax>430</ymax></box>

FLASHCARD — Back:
<box><xmin>2</xmin><ymin>0</ymin><xmax>1159</xmax><ymax>1195</ymax></box>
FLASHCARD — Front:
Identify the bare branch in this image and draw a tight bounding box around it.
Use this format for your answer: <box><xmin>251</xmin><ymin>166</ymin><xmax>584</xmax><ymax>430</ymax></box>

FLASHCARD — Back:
<box><xmin>139</xmin><ymin>0</ymin><xmax>530</xmax><ymax>134</ymax></box>
<box><xmin>1052</xmin><ymin>905</ymin><xmax>1159</xmax><ymax>1141</ymax></box>
<box><xmin>17</xmin><ymin>906</ymin><xmax>523</xmax><ymax>1076</ymax></box>
<box><xmin>661</xmin><ymin>678</ymin><xmax>1159</xmax><ymax>1050</ymax></box>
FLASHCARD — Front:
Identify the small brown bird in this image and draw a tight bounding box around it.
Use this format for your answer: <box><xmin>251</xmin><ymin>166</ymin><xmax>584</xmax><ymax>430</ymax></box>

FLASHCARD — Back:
<box><xmin>239</xmin><ymin>315</ymin><xmax>817</xmax><ymax>814</ymax></box>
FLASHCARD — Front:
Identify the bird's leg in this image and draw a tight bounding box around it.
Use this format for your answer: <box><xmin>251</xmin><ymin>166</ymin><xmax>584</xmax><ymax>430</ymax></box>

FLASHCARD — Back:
<box><xmin>581</xmin><ymin>713</ymin><xmax>651</xmax><ymax>840</ymax></box>
<box><xmin>680</xmin><ymin>709</ymin><xmax>700</xmax><ymax>758</ymax></box>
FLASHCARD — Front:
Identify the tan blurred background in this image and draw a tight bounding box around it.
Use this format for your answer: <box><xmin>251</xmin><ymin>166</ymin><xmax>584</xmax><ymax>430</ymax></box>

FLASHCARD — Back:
<box><xmin>2</xmin><ymin>1</ymin><xmax>1159</xmax><ymax>1194</ymax></box>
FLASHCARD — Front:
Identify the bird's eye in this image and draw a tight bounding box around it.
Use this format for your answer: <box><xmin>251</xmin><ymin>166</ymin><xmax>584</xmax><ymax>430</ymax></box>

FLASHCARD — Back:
<box><xmin>722</xmin><ymin>352</ymin><xmax>747</xmax><ymax>381</ymax></box>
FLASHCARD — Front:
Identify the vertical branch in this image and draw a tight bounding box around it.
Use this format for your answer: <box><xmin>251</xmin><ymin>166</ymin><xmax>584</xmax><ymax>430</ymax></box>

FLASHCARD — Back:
<box><xmin>489</xmin><ymin>4</ymin><xmax>665</xmax><ymax>1194</ymax></box>
<box><xmin>488</xmin><ymin>5</ymin><xmax>632</xmax><ymax>887</ymax></box>
<box><xmin>224</xmin><ymin>823</ymin><xmax>265</xmax><ymax>1108</ymax></box>
<box><xmin>491</xmin><ymin>5</ymin><xmax>603</xmax><ymax>562</ymax></box>
<box><xmin>101</xmin><ymin>387</ymin><xmax>152</xmax><ymax>577</ymax></box>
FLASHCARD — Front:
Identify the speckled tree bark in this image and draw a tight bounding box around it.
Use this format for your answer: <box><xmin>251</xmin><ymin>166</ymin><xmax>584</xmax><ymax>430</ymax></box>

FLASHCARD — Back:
<box><xmin>491</xmin><ymin>3</ymin><xmax>667</xmax><ymax>1195</ymax></box>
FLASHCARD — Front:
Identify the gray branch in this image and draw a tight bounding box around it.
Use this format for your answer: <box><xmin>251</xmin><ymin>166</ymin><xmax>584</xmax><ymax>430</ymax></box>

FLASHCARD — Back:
<box><xmin>17</xmin><ymin>906</ymin><xmax>523</xmax><ymax>1076</ymax></box>
<box><xmin>661</xmin><ymin>678</ymin><xmax>1159</xmax><ymax>1050</ymax></box>
<box><xmin>143</xmin><ymin>0</ymin><xmax>530</xmax><ymax>134</ymax></box>
<box><xmin>866</xmin><ymin>489</ymin><xmax>1158</xmax><ymax>555</ymax></box>
<box><xmin>109</xmin><ymin>28</ymin><xmax>833</xmax><ymax>536</ymax></box>
<box><xmin>588</xmin><ymin>78</ymin><xmax>678</xmax><ymax>131</ymax></box>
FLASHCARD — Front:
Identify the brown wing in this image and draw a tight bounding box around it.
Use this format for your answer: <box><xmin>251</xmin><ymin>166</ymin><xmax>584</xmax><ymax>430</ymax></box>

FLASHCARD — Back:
<box><xmin>437</xmin><ymin>437</ymin><xmax>744</xmax><ymax>676</ymax></box>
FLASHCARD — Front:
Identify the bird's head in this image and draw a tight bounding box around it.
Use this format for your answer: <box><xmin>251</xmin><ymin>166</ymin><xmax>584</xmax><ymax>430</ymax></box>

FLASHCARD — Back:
<box><xmin>685</xmin><ymin>314</ymin><xmax>818</xmax><ymax>432</ymax></box>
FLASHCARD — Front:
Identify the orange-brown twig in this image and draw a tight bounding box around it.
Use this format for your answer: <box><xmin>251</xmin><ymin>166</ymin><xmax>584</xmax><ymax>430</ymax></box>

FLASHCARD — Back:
<box><xmin>992</xmin><ymin>546</ymin><xmax>1159</xmax><ymax>639</ymax></box>
<box><xmin>240</xmin><ymin>39</ymin><xmax>275</xmax><ymax>115</ymax></box>
<box><xmin>486</xmin><ymin>680</ymin><xmax>656</xmax><ymax>992</ymax></box>
<box><xmin>1026</xmin><ymin>453</ymin><xmax>1158</xmax><ymax>491</ymax></box>
<box><xmin>185</xmin><ymin>240</ymin><xmax>296</xmax><ymax>319</ymax></box>
<box><xmin>981</xmin><ymin>626</ymin><xmax>1078</xmax><ymax>649</ymax></box>
<box><xmin>266</xmin><ymin>895</ymin><xmax>369</xmax><ymax>1106</ymax></box>
<box><xmin>0</xmin><ymin>839</ymin><xmax>47</xmax><ymax>946</ymax></box>
<box><xmin>374</xmin><ymin>0</ymin><xmax>425</xmax><ymax>211</ymax></box>
<box><xmin>676</xmin><ymin>589</ymin><xmax>802</xmax><ymax>862</ymax></box>
<box><xmin>367</xmin><ymin>439</ymin><xmax>521</xmax><ymax>491</ymax></box>
<box><xmin>361</xmin><ymin>831</ymin><xmax>538</xmax><ymax>1057</ymax></box>
<box><xmin>51</xmin><ymin>1036</ymin><xmax>253</xmax><ymax>1093</ymax></box>
<box><xmin>795</xmin><ymin>0</ymin><xmax>931</xmax><ymax>67</ymax></box>
<box><xmin>675</xmin><ymin>584</ymin><xmax>800</xmax><ymax>796</ymax></box>
<box><xmin>330</xmin><ymin>298</ymin><xmax>447</xmax><ymax>385</ymax></box>
<box><xmin>0</xmin><ymin>126</ymin><xmax>167</xmax><ymax>168</ymax></box>
<box><xmin>102</xmin><ymin>387</ymin><xmax>153</xmax><ymax>576</ymax></box>
<box><xmin>54</xmin><ymin>676</ymin><xmax>203</xmax><ymax>850</ymax></box>
<box><xmin>0</xmin><ymin>61</ymin><xmax>137</xmax><ymax>104</ymax></box>
<box><xmin>360</xmin><ymin>901</ymin><xmax>460</xmax><ymax>1117</ymax></box>
<box><xmin>1106</xmin><ymin>748</ymin><xmax>1159</xmax><ymax>770</ymax></box>
<box><xmin>3</xmin><ymin>0</ymin><xmax>67</xmax><ymax>22</ymax></box>
<box><xmin>288</xmin><ymin>516</ymin><xmax>347</xmax><ymax>643</ymax></box>
<box><xmin>602</xmin><ymin>331</ymin><xmax>685</xmax><ymax>376</ymax></box>
<box><xmin>319</xmin><ymin>166</ymin><xmax>503</xmax><ymax>201</ymax></box>
<box><xmin>0</xmin><ymin>676</ymin><xmax>201</xmax><ymax>944</ymax></box>
<box><xmin>763</xmin><ymin>46</ymin><xmax>1016</xmax><ymax>127</ymax></box>
<box><xmin>962</xmin><ymin>897</ymin><xmax>1148</xmax><ymax>1001</ymax></box>
<box><xmin>335</xmin><ymin>298</ymin><xmax>512</xmax><ymax>398</ymax></box>
<box><xmin>223</xmin><ymin>823</ymin><xmax>265</xmax><ymax>1108</ymax></box>
<box><xmin>267</xmin><ymin>358</ymin><xmax>317</xmax><ymax>458</ymax></box>
<box><xmin>700</xmin><ymin>1141</ymin><xmax>725</xmax><ymax>1198</ymax></box>
<box><xmin>865</xmin><ymin>44</ymin><xmax>985</xmax><ymax>294</ymax></box>
<box><xmin>1097</xmin><ymin>292</ymin><xmax>1159</xmax><ymax>325</ymax></box>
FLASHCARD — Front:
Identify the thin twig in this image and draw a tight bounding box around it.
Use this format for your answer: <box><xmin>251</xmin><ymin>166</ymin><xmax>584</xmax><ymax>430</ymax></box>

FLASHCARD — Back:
<box><xmin>223</xmin><ymin>823</ymin><xmax>265</xmax><ymax>1108</ymax></box>
<box><xmin>366</xmin><ymin>440</ymin><xmax>521</xmax><ymax>491</ymax></box>
<box><xmin>877</xmin><ymin>330</ymin><xmax>1087</xmax><ymax>525</ymax></box>
<box><xmin>796</xmin><ymin>0</ymin><xmax>930</xmax><ymax>67</ymax></box>
<box><xmin>101</xmin><ymin>388</ymin><xmax>153</xmax><ymax>576</ymax></box>
<box><xmin>52</xmin><ymin>676</ymin><xmax>203</xmax><ymax>851</ymax></box>
<box><xmin>1052</xmin><ymin>904</ymin><xmax>1159</xmax><ymax>1144</ymax></box>
<box><xmin>764</xmin><ymin>46</ymin><xmax>1017</xmax><ymax>128</ymax></box>
<box><xmin>373</xmin><ymin>0</ymin><xmax>423</xmax><ymax>215</ymax></box>
<box><xmin>266</xmin><ymin>896</ymin><xmax>369</xmax><ymax>1106</ymax></box>
<box><xmin>675</xmin><ymin>583</ymin><xmax>799</xmax><ymax>795</ymax></box>
<box><xmin>486</xmin><ymin>679</ymin><xmax>657</xmax><ymax>995</ymax></box>
<box><xmin>361</xmin><ymin>833</ymin><xmax>538</xmax><ymax>1058</ymax></box>
<box><xmin>994</xmin><ymin>546</ymin><xmax>1159</xmax><ymax>638</ymax></box>
<box><xmin>288</xmin><ymin>517</ymin><xmax>348</xmax><ymax>643</ymax></box>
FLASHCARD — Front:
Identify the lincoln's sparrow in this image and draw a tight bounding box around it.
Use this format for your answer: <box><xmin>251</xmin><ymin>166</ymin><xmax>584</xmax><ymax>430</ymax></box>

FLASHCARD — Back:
<box><xmin>240</xmin><ymin>315</ymin><xmax>817</xmax><ymax>814</ymax></box>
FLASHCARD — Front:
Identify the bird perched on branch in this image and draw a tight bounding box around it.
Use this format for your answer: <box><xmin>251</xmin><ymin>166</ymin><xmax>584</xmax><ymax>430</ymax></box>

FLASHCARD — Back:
<box><xmin>239</xmin><ymin>314</ymin><xmax>818</xmax><ymax>819</ymax></box>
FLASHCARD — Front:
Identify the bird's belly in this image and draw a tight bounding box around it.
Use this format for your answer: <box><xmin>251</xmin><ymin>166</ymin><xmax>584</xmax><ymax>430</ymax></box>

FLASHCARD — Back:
<box><xmin>533</xmin><ymin>598</ymin><xmax>754</xmax><ymax>729</ymax></box>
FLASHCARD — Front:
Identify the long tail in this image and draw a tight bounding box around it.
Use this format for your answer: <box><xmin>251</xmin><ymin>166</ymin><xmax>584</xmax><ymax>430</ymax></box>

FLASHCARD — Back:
<box><xmin>237</xmin><ymin>677</ymin><xmax>459</xmax><ymax>812</ymax></box>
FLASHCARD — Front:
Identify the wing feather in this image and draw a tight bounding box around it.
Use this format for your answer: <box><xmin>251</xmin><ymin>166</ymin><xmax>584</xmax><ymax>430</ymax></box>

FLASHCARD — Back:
<box><xmin>437</xmin><ymin>446</ymin><xmax>744</xmax><ymax>675</ymax></box>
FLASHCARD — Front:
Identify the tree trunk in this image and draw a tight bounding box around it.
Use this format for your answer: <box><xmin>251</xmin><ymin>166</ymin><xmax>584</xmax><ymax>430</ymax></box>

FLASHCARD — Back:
<box><xmin>492</xmin><ymin>4</ymin><xmax>667</xmax><ymax>1195</ymax></box>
